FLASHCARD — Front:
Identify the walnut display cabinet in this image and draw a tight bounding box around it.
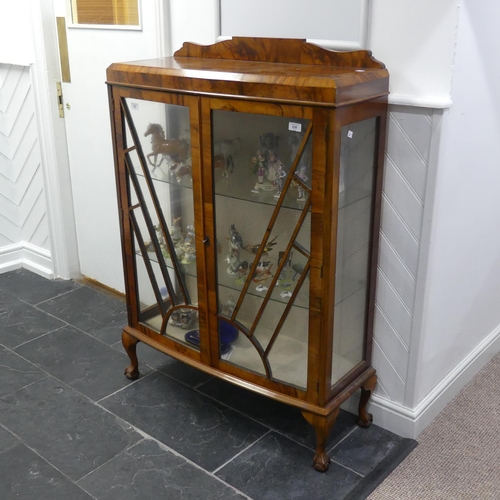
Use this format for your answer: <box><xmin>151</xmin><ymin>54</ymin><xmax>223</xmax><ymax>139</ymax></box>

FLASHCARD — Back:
<box><xmin>106</xmin><ymin>38</ymin><xmax>389</xmax><ymax>472</ymax></box>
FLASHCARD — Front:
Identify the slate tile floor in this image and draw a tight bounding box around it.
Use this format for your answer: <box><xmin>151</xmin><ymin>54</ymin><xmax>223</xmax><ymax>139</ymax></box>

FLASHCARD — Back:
<box><xmin>0</xmin><ymin>269</ymin><xmax>417</xmax><ymax>500</ymax></box>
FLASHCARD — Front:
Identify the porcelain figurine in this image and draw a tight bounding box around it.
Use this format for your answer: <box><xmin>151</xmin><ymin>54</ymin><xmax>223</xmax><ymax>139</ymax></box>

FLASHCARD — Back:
<box><xmin>252</xmin><ymin>263</ymin><xmax>273</xmax><ymax>283</ymax></box>
<box><xmin>227</xmin><ymin>258</ymin><xmax>248</xmax><ymax>277</ymax></box>
<box><xmin>274</xmin><ymin>164</ymin><xmax>287</xmax><ymax>198</ymax></box>
<box><xmin>226</xmin><ymin>250</ymin><xmax>247</xmax><ymax>276</ymax></box>
<box><xmin>179</xmin><ymin>309</ymin><xmax>198</xmax><ymax>329</ymax></box>
<box><xmin>295</xmin><ymin>165</ymin><xmax>309</xmax><ymax>201</ymax></box>
<box><xmin>244</xmin><ymin>235</ymin><xmax>278</xmax><ymax>254</ymax></box>
<box><xmin>144</xmin><ymin>123</ymin><xmax>190</xmax><ymax>173</ymax></box>
<box><xmin>267</xmin><ymin>151</ymin><xmax>283</xmax><ymax>184</ymax></box>
<box><xmin>252</xmin><ymin>149</ymin><xmax>265</xmax><ymax>175</ymax></box>
<box><xmin>228</xmin><ymin>224</ymin><xmax>243</xmax><ymax>252</ymax></box>
<box><xmin>171</xmin><ymin>217</ymin><xmax>182</xmax><ymax>243</ymax></box>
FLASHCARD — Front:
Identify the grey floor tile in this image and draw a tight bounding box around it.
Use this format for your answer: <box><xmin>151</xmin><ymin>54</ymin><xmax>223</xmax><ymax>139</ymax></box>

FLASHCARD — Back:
<box><xmin>15</xmin><ymin>326</ymin><xmax>151</xmax><ymax>401</ymax></box>
<box><xmin>0</xmin><ymin>425</ymin><xmax>20</xmax><ymax>453</ymax></box>
<box><xmin>0</xmin><ymin>269</ymin><xmax>81</xmax><ymax>305</ymax></box>
<box><xmin>0</xmin><ymin>443</ymin><xmax>93</xmax><ymax>500</ymax></box>
<box><xmin>199</xmin><ymin>377</ymin><xmax>356</xmax><ymax>450</ymax></box>
<box><xmin>78</xmin><ymin>438</ymin><xmax>247</xmax><ymax>500</ymax></box>
<box><xmin>0</xmin><ymin>294</ymin><xmax>66</xmax><ymax>348</ymax></box>
<box><xmin>101</xmin><ymin>371</ymin><xmax>268</xmax><ymax>472</ymax></box>
<box><xmin>37</xmin><ymin>286</ymin><xmax>127</xmax><ymax>344</ymax></box>
<box><xmin>216</xmin><ymin>432</ymin><xmax>362</xmax><ymax>500</ymax></box>
<box><xmin>330</xmin><ymin>425</ymin><xmax>406</xmax><ymax>476</ymax></box>
<box><xmin>0</xmin><ymin>345</ymin><xmax>46</xmax><ymax>398</ymax></box>
<box><xmin>0</xmin><ymin>288</ymin><xmax>19</xmax><ymax>310</ymax></box>
<box><xmin>0</xmin><ymin>377</ymin><xmax>142</xmax><ymax>481</ymax></box>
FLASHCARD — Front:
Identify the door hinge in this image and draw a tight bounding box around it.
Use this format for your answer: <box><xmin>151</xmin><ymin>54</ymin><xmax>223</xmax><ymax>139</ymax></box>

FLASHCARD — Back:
<box><xmin>56</xmin><ymin>82</ymin><xmax>64</xmax><ymax>118</ymax></box>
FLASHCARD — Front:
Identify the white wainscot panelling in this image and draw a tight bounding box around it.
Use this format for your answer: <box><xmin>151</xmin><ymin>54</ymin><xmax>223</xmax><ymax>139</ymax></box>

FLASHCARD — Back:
<box><xmin>374</xmin><ymin>306</ymin><xmax>409</xmax><ymax>380</ymax></box>
<box><xmin>379</xmin><ymin>197</ymin><xmax>420</xmax><ymax>277</ymax></box>
<box><xmin>372</xmin><ymin>105</ymin><xmax>434</xmax><ymax>403</ymax></box>
<box><xmin>372</xmin><ymin>338</ymin><xmax>406</xmax><ymax>404</ymax></box>
<box><xmin>0</xmin><ymin>63</ymin><xmax>52</xmax><ymax>275</ymax></box>
<box><xmin>378</xmin><ymin>234</ymin><xmax>416</xmax><ymax>310</ymax></box>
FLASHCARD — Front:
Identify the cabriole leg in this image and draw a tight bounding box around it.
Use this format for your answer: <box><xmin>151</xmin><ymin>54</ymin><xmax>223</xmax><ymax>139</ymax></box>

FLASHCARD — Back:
<box><xmin>122</xmin><ymin>330</ymin><xmax>140</xmax><ymax>380</ymax></box>
<box><xmin>302</xmin><ymin>408</ymin><xmax>340</xmax><ymax>472</ymax></box>
<box><xmin>357</xmin><ymin>374</ymin><xmax>377</xmax><ymax>428</ymax></box>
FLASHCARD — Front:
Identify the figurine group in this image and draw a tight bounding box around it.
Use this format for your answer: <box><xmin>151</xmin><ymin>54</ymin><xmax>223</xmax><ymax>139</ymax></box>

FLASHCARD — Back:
<box><xmin>144</xmin><ymin>218</ymin><xmax>196</xmax><ymax>266</ymax></box>
<box><xmin>169</xmin><ymin>307</ymin><xmax>198</xmax><ymax>330</ymax></box>
<box><xmin>249</xmin><ymin>132</ymin><xmax>309</xmax><ymax>201</ymax></box>
<box><xmin>251</xmin><ymin>149</ymin><xmax>287</xmax><ymax>196</ymax></box>
<box><xmin>225</xmin><ymin>223</ymin><xmax>305</xmax><ymax>297</ymax></box>
<box><xmin>172</xmin><ymin>217</ymin><xmax>196</xmax><ymax>265</ymax></box>
<box><xmin>225</xmin><ymin>224</ymin><xmax>274</xmax><ymax>287</ymax></box>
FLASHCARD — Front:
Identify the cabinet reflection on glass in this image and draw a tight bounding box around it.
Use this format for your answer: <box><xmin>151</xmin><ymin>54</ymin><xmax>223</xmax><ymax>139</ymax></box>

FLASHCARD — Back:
<box><xmin>107</xmin><ymin>37</ymin><xmax>389</xmax><ymax>472</ymax></box>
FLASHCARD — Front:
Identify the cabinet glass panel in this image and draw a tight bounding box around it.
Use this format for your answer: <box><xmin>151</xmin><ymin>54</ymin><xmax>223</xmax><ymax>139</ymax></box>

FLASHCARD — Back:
<box><xmin>212</xmin><ymin>109</ymin><xmax>312</xmax><ymax>389</ymax></box>
<box><xmin>122</xmin><ymin>98</ymin><xmax>200</xmax><ymax>351</ymax></box>
<box><xmin>331</xmin><ymin>118</ymin><xmax>378</xmax><ymax>386</ymax></box>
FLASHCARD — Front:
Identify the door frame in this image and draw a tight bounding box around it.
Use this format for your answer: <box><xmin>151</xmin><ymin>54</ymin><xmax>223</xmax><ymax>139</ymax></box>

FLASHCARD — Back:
<box><xmin>30</xmin><ymin>0</ymin><xmax>79</xmax><ymax>279</ymax></box>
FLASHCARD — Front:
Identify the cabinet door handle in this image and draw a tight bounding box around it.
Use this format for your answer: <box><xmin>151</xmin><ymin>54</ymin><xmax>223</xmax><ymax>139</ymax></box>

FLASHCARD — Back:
<box><xmin>203</xmin><ymin>237</ymin><xmax>210</xmax><ymax>245</ymax></box>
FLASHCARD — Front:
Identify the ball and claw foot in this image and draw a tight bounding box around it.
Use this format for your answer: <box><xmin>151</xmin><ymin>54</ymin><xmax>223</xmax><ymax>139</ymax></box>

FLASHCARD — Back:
<box><xmin>124</xmin><ymin>365</ymin><xmax>139</xmax><ymax>380</ymax></box>
<box><xmin>357</xmin><ymin>412</ymin><xmax>373</xmax><ymax>428</ymax></box>
<box><xmin>313</xmin><ymin>452</ymin><xmax>331</xmax><ymax>472</ymax></box>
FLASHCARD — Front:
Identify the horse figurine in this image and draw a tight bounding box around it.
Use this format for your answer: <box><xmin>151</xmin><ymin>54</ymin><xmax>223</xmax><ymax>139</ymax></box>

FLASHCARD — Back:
<box><xmin>144</xmin><ymin>123</ymin><xmax>190</xmax><ymax>172</ymax></box>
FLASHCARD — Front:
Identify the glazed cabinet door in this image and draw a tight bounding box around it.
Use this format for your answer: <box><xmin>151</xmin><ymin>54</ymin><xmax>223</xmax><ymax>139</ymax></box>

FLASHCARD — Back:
<box><xmin>111</xmin><ymin>89</ymin><xmax>206</xmax><ymax>360</ymax></box>
<box><xmin>329</xmin><ymin>103</ymin><xmax>386</xmax><ymax>395</ymax></box>
<box><xmin>202</xmin><ymin>99</ymin><xmax>319</xmax><ymax>395</ymax></box>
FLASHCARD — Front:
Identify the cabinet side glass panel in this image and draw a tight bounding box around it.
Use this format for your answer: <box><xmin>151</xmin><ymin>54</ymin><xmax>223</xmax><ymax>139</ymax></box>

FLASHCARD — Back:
<box><xmin>212</xmin><ymin>109</ymin><xmax>312</xmax><ymax>389</ymax></box>
<box><xmin>331</xmin><ymin>117</ymin><xmax>378</xmax><ymax>386</ymax></box>
<box><xmin>123</xmin><ymin>98</ymin><xmax>200</xmax><ymax>351</ymax></box>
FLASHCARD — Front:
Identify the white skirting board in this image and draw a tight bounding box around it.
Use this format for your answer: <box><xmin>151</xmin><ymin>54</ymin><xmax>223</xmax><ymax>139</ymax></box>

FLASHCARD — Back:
<box><xmin>342</xmin><ymin>323</ymin><xmax>500</xmax><ymax>438</ymax></box>
<box><xmin>0</xmin><ymin>242</ymin><xmax>54</xmax><ymax>279</ymax></box>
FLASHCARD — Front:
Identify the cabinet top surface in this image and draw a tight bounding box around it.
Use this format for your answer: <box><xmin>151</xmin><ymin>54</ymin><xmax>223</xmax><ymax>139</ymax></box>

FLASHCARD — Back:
<box><xmin>107</xmin><ymin>38</ymin><xmax>389</xmax><ymax>106</ymax></box>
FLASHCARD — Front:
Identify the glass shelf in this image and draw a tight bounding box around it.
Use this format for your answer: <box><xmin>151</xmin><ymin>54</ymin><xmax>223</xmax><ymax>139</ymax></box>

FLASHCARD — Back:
<box><xmin>136</xmin><ymin>168</ymin><xmax>310</xmax><ymax>211</ymax></box>
<box><xmin>140</xmin><ymin>249</ymin><xmax>310</xmax><ymax>310</ymax></box>
<box><xmin>137</xmin><ymin>168</ymin><xmax>371</xmax><ymax>212</ymax></box>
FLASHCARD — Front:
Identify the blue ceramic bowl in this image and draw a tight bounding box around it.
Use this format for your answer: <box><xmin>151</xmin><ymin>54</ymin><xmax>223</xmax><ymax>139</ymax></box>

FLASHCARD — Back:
<box><xmin>219</xmin><ymin>320</ymin><xmax>239</xmax><ymax>343</ymax></box>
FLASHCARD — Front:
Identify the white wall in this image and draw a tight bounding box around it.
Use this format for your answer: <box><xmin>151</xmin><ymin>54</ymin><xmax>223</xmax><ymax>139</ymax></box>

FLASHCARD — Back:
<box><xmin>0</xmin><ymin>0</ymin><xmax>35</xmax><ymax>65</ymax></box>
<box><xmin>411</xmin><ymin>1</ymin><xmax>500</xmax><ymax>407</ymax></box>
<box><xmin>169</xmin><ymin>0</ymin><xmax>220</xmax><ymax>52</ymax></box>
<box><xmin>370</xmin><ymin>0</ymin><xmax>459</xmax><ymax>107</ymax></box>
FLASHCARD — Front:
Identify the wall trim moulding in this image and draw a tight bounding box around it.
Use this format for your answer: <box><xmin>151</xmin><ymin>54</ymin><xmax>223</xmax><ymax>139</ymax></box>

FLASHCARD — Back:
<box><xmin>216</xmin><ymin>0</ymin><xmax>370</xmax><ymax>50</ymax></box>
<box><xmin>343</xmin><ymin>321</ymin><xmax>500</xmax><ymax>438</ymax></box>
<box><xmin>0</xmin><ymin>241</ymin><xmax>54</xmax><ymax>278</ymax></box>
